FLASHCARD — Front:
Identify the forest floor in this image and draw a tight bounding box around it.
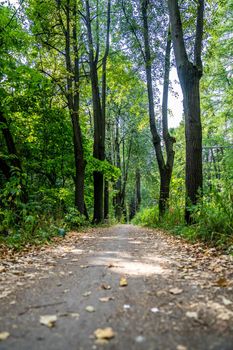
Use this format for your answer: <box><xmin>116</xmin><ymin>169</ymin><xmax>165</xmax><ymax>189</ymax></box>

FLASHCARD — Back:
<box><xmin>0</xmin><ymin>224</ymin><xmax>233</xmax><ymax>350</ymax></box>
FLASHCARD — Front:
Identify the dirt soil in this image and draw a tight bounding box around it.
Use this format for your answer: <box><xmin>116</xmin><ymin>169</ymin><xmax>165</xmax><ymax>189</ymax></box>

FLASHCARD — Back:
<box><xmin>0</xmin><ymin>224</ymin><xmax>233</xmax><ymax>350</ymax></box>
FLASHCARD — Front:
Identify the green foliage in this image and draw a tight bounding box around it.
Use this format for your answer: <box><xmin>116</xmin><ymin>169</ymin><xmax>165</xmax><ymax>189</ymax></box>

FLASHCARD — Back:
<box><xmin>64</xmin><ymin>207</ymin><xmax>87</xmax><ymax>229</ymax></box>
<box><xmin>133</xmin><ymin>185</ymin><xmax>233</xmax><ymax>249</ymax></box>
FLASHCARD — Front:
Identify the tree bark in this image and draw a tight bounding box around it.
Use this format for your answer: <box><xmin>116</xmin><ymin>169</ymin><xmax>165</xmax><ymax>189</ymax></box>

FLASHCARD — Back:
<box><xmin>0</xmin><ymin>111</ymin><xmax>28</xmax><ymax>203</ymax></box>
<box><xmin>63</xmin><ymin>0</ymin><xmax>86</xmax><ymax>216</ymax></box>
<box><xmin>141</xmin><ymin>0</ymin><xmax>175</xmax><ymax>217</ymax></box>
<box><xmin>102</xmin><ymin>0</ymin><xmax>111</xmax><ymax>220</ymax></box>
<box><xmin>135</xmin><ymin>168</ymin><xmax>141</xmax><ymax>213</ymax></box>
<box><xmin>85</xmin><ymin>0</ymin><xmax>107</xmax><ymax>223</ymax></box>
<box><xmin>168</xmin><ymin>0</ymin><xmax>204</xmax><ymax>223</ymax></box>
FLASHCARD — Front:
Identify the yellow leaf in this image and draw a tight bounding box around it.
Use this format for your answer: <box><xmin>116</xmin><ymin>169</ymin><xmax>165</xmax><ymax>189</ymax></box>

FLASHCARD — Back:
<box><xmin>99</xmin><ymin>297</ymin><xmax>114</xmax><ymax>302</ymax></box>
<box><xmin>85</xmin><ymin>306</ymin><xmax>95</xmax><ymax>312</ymax></box>
<box><xmin>0</xmin><ymin>332</ymin><xmax>10</xmax><ymax>341</ymax></box>
<box><xmin>94</xmin><ymin>327</ymin><xmax>115</xmax><ymax>340</ymax></box>
<box><xmin>120</xmin><ymin>277</ymin><xmax>128</xmax><ymax>287</ymax></box>
<box><xmin>169</xmin><ymin>288</ymin><xmax>183</xmax><ymax>295</ymax></box>
<box><xmin>215</xmin><ymin>277</ymin><xmax>228</xmax><ymax>287</ymax></box>
<box><xmin>40</xmin><ymin>315</ymin><xmax>57</xmax><ymax>328</ymax></box>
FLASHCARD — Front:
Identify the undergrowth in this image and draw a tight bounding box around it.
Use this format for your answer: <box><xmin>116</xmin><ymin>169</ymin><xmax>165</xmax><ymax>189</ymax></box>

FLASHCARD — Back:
<box><xmin>132</xmin><ymin>188</ymin><xmax>233</xmax><ymax>253</ymax></box>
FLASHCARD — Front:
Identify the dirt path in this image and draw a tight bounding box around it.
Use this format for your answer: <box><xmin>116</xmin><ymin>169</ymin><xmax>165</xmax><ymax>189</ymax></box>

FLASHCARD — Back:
<box><xmin>0</xmin><ymin>225</ymin><xmax>233</xmax><ymax>350</ymax></box>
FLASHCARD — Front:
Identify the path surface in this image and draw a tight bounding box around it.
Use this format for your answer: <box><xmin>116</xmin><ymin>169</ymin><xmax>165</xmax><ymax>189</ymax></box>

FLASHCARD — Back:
<box><xmin>0</xmin><ymin>225</ymin><xmax>233</xmax><ymax>350</ymax></box>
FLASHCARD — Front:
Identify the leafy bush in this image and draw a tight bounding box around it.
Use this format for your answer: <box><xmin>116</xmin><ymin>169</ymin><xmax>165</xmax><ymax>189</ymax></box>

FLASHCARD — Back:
<box><xmin>64</xmin><ymin>207</ymin><xmax>87</xmax><ymax>228</ymax></box>
<box><xmin>133</xmin><ymin>184</ymin><xmax>233</xmax><ymax>250</ymax></box>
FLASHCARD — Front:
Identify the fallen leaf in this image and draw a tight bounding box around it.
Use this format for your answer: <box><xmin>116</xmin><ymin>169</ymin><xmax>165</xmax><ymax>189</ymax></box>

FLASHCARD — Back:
<box><xmin>101</xmin><ymin>284</ymin><xmax>111</xmax><ymax>290</ymax></box>
<box><xmin>80</xmin><ymin>265</ymin><xmax>89</xmax><ymax>269</ymax></box>
<box><xmin>40</xmin><ymin>315</ymin><xmax>57</xmax><ymax>328</ymax></box>
<box><xmin>0</xmin><ymin>332</ymin><xmax>10</xmax><ymax>341</ymax></box>
<box><xmin>0</xmin><ymin>290</ymin><xmax>11</xmax><ymax>299</ymax></box>
<box><xmin>83</xmin><ymin>291</ymin><xmax>92</xmax><ymax>297</ymax></box>
<box><xmin>99</xmin><ymin>297</ymin><xmax>114</xmax><ymax>302</ymax></box>
<box><xmin>63</xmin><ymin>289</ymin><xmax>70</xmax><ymax>293</ymax></box>
<box><xmin>176</xmin><ymin>345</ymin><xmax>187</xmax><ymax>350</ymax></box>
<box><xmin>220</xmin><ymin>296</ymin><xmax>232</xmax><ymax>306</ymax></box>
<box><xmin>169</xmin><ymin>288</ymin><xmax>183</xmax><ymax>295</ymax></box>
<box><xmin>119</xmin><ymin>277</ymin><xmax>128</xmax><ymax>287</ymax></box>
<box><xmin>70</xmin><ymin>313</ymin><xmax>80</xmax><ymax>319</ymax></box>
<box><xmin>94</xmin><ymin>327</ymin><xmax>115</xmax><ymax>340</ymax></box>
<box><xmin>135</xmin><ymin>335</ymin><xmax>145</xmax><ymax>343</ymax></box>
<box><xmin>151</xmin><ymin>307</ymin><xmax>159</xmax><ymax>313</ymax></box>
<box><xmin>217</xmin><ymin>313</ymin><xmax>232</xmax><ymax>321</ymax></box>
<box><xmin>186</xmin><ymin>311</ymin><xmax>198</xmax><ymax>320</ymax></box>
<box><xmin>85</xmin><ymin>306</ymin><xmax>95</xmax><ymax>313</ymax></box>
<box><xmin>214</xmin><ymin>277</ymin><xmax>228</xmax><ymax>287</ymax></box>
<box><xmin>0</xmin><ymin>266</ymin><xmax>6</xmax><ymax>273</ymax></box>
<box><xmin>108</xmin><ymin>263</ymin><xmax>115</xmax><ymax>268</ymax></box>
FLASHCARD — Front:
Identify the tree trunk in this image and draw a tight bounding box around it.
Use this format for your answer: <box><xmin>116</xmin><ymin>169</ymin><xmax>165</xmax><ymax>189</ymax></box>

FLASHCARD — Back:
<box><xmin>183</xmin><ymin>67</ymin><xmax>203</xmax><ymax>223</ymax></box>
<box><xmin>135</xmin><ymin>168</ymin><xmax>141</xmax><ymax>213</ymax></box>
<box><xmin>102</xmin><ymin>0</ymin><xmax>111</xmax><ymax>220</ymax></box>
<box><xmin>141</xmin><ymin>0</ymin><xmax>175</xmax><ymax>218</ymax></box>
<box><xmin>104</xmin><ymin>180</ymin><xmax>109</xmax><ymax>220</ymax></box>
<box><xmin>0</xmin><ymin>111</ymin><xmax>28</xmax><ymax>203</ymax></box>
<box><xmin>63</xmin><ymin>0</ymin><xmax>86</xmax><ymax>216</ymax></box>
<box><xmin>168</xmin><ymin>0</ymin><xmax>204</xmax><ymax>223</ymax></box>
<box><xmin>114</xmin><ymin>118</ymin><xmax>122</xmax><ymax>221</ymax></box>
<box><xmin>85</xmin><ymin>0</ymin><xmax>105</xmax><ymax>223</ymax></box>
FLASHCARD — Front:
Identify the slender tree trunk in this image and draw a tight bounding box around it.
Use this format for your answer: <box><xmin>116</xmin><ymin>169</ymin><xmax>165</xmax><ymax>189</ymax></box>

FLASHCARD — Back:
<box><xmin>0</xmin><ymin>111</ymin><xmax>28</xmax><ymax>203</ymax></box>
<box><xmin>64</xmin><ymin>0</ymin><xmax>86</xmax><ymax>216</ymax></box>
<box><xmin>102</xmin><ymin>0</ymin><xmax>111</xmax><ymax>220</ymax></box>
<box><xmin>160</xmin><ymin>25</ymin><xmax>175</xmax><ymax>215</ymax></box>
<box><xmin>168</xmin><ymin>0</ymin><xmax>204</xmax><ymax>223</ymax></box>
<box><xmin>141</xmin><ymin>0</ymin><xmax>175</xmax><ymax>217</ymax></box>
<box><xmin>85</xmin><ymin>0</ymin><xmax>105</xmax><ymax>223</ymax></box>
<box><xmin>135</xmin><ymin>168</ymin><xmax>141</xmax><ymax>213</ymax></box>
<box><xmin>114</xmin><ymin>118</ymin><xmax>122</xmax><ymax>221</ymax></box>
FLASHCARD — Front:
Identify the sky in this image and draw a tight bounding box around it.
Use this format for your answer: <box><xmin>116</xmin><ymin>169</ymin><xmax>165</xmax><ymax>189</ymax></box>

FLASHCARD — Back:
<box><xmin>167</xmin><ymin>67</ymin><xmax>183</xmax><ymax>129</ymax></box>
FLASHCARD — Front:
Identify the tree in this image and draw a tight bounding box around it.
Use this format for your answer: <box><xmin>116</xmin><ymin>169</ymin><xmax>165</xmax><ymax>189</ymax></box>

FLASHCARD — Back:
<box><xmin>168</xmin><ymin>0</ymin><xmax>204</xmax><ymax>223</ymax></box>
<box><xmin>28</xmin><ymin>0</ymin><xmax>87</xmax><ymax>216</ymax></box>
<box><xmin>84</xmin><ymin>0</ymin><xmax>111</xmax><ymax>223</ymax></box>
<box><xmin>140</xmin><ymin>0</ymin><xmax>175</xmax><ymax>217</ymax></box>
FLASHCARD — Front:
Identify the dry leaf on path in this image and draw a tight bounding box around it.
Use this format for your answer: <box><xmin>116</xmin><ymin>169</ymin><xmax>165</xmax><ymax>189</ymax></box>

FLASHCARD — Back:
<box><xmin>119</xmin><ymin>277</ymin><xmax>128</xmax><ymax>287</ymax></box>
<box><xmin>80</xmin><ymin>265</ymin><xmax>89</xmax><ymax>269</ymax></box>
<box><xmin>101</xmin><ymin>284</ymin><xmax>111</xmax><ymax>290</ymax></box>
<box><xmin>135</xmin><ymin>335</ymin><xmax>145</xmax><ymax>343</ymax></box>
<box><xmin>0</xmin><ymin>332</ymin><xmax>10</xmax><ymax>341</ymax></box>
<box><xmin>176</xmin><ymin>346</ymin><xmax>187</xmax><ymax>350</ymax></box>
<box><xmin>40</xmin><ymin>315</ymin><xmax>57</xmax><ymax>328</ymax></box>
<box><xmin>217</xmin><ymin>312</ymin><xmax>232</xmax><ymax>321</ymax></box>
<box><xmin>169</xmin><ymin>288</ymin><xmax>183</xmax><ymax>295</ymax></box>
<box><xmin>94</xmin><ymin>327</ymin><xmax>115</xmax><ymax>340</ymax></box>
<box><xmin>219</xmin><ymin>296</ymin><xmax>232</xmax><ymax>306</ymax></box>
<box><xmin>186</xmin><ymin>311</ymin><xmax>198</xmax><ymax>320</ymax></box>
<box><xmin>0</xmin><ymin>266</ymin><xmax>6</xmax><ymax>273</ymax></box>
<box><xmin>151</xmin><ymin>307</ymin><xmax>159</xmax><ymax>313</ymax></box>
<box><xmin>214</xmin><ymin>277</ymin><xmax>228</xmax><ymax>287</ymax></box>
<box><xmin>99</xmin><ymin>297</ymin><xmax>114</xmax><ymax>302</ymax></box>
<box><xmin>85</xmin><ymin>306</ymin><xmax>95</xmax><ymax>312</ymax></box>
<box><xmin>83</xmin><ymin>291</ymin><xmax>92</xmax><ymax>297</ymax></box>
<box><xmin>107</xmin><ymin>263</ymin><xmax>115</xmax><ymax>268</ymax></box>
